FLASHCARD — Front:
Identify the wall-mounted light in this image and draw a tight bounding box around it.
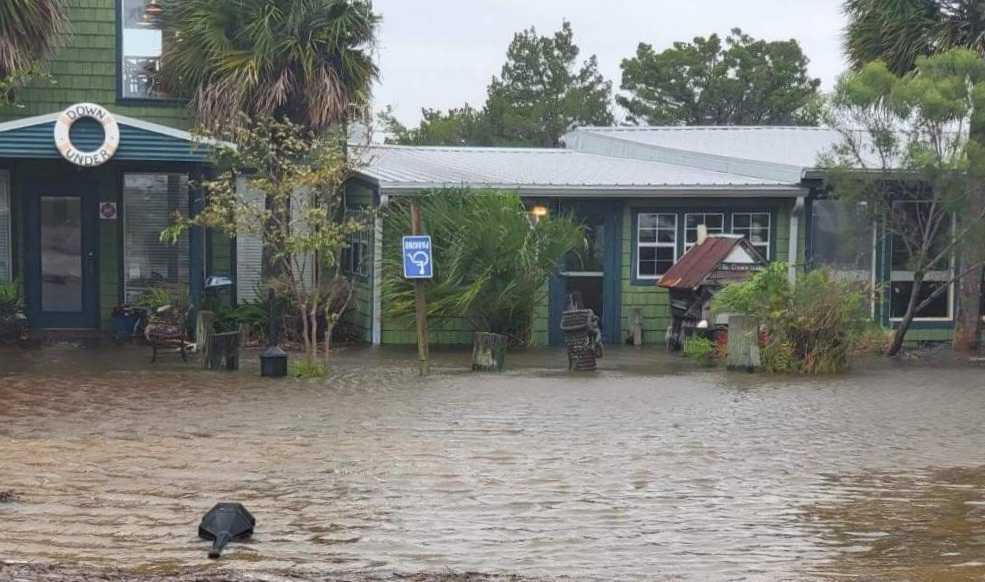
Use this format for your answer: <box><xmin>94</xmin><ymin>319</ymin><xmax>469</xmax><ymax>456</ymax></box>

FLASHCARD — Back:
<box><xmin>139</xmin><ymin>0</ymin><xmax>163</xmax><ymax>27</ymax></box>
<box><xmin>530</xmin><ymin>205</ymin><xmax>549</xmax><ymax>218</ymax></box>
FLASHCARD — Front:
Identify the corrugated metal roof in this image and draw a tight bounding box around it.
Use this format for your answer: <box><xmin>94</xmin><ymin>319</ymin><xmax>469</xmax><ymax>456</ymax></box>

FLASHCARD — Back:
<box><xmin>564</xmin><ymin>126</ymin><xmax>886</xmax><ymax>182</ymax></box>
<box><xmin>570</xmin><ymin>126</ymin><xmax>843</xmax><ymax>168</ymax></box>
<box><xmin>658</xmin><ymin>236</ymin><xmax>764</xmax><ymax>290</ymax></box>
<box><xmin>357</xmin><ymin>145</ymin><xmax>803</xmax><ymax>196</ymax></box>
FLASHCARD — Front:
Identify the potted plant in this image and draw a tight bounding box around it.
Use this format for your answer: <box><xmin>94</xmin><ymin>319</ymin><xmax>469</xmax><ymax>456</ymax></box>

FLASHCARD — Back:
<box><xmin>0</xmin><ymin>280</ymin><xmax>28</xmax><ymax>344</ymax></box>
<box><xmin>383</xmin><ymin>190</ymin><xmax>584</xmax><ymax>371</ymax></box>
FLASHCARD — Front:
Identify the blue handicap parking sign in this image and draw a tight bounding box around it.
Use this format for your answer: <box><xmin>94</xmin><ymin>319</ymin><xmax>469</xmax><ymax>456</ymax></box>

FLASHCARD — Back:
<box><xmin>402</xmin><ymin>235</ymin><xmax>433</xmax><ymax>279</ymax></box>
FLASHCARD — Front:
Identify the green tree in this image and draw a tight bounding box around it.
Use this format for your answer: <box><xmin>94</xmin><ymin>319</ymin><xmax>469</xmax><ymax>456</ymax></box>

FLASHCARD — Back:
<box><xmin>382</xmin><ymin>191</ymin><xmax>584</xmax><ymax>343</ymax></box>
<box><xmin>379</xmin><ymin>104</ymin><xmax>490</xmax><ymax>146</ymax></box>
<box><xmin>483</xmin><ymin>21</ymin><xmax>613</xmax><ymax>147</ymax></box>
<box><xmin>844</xmin><ymin>0</ymin><xmax>985</xmax><ymax>75</ymax></box>
<box><xmin>618</xmin><ymin>28</ymin><xmax>821</xmax><ymax>126</ymax></box>
<box><xmin>162</xmin><ymin>116</ymin><xmax>365</xmax><ymax>370</ymax></box>
<box><xmin>160</xmin><ymin>0</ymin><xmax>379</xmax><ymax>130</ymax></box>
<box><xmin>0</xmin><ymin>0</ymin><xmax>68</xmax><ymax>104</ymax></box>
<box><xmin>843</xmin><ymin>0</ymin><xmax>985</xmax><ymax>352</ymax></box>
<box><xmin>823</xmin><ymin>50</ymin><xmax>985</xmax><ymax>356</ymax></box>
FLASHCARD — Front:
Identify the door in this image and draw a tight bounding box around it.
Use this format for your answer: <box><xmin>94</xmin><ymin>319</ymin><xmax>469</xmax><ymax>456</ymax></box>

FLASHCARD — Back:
<box><xmin>549</xmin><ymin>201</ymin><xmax>622</xmax><ymax>345</ymax></box>
<box><xmin>25</xmin><ymin>177</ymin><xmax>100</xmax><ymax>328</ymax></box>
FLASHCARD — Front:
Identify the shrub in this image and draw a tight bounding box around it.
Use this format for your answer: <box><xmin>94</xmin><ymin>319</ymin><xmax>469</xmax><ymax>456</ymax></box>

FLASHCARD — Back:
<box><xmin>382</xmin><ymin>189</ymin><xmax>584</xmax><ymax>346</ymax></box>
<box><xmin>683</xmin><ymin>335</ymin><xmax>717</xmax><ymax>365</ymax></box>
<box><xmin>0</xmin><ymin>280</ymin><xmax>24</xmax><ymax>319</ymax></box>
<box><xmin>713</xmin><ymin>262</ymin><xmax>875</xmax><ymax>374</ymax></box>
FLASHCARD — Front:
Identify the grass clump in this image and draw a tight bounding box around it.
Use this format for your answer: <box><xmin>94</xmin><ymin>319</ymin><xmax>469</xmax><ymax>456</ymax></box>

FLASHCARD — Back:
<box><xmin>683</xmin><ymin>335</ymin><xmax>717</xmax><ymax>365</ymax></box>
<box><xmin>290</xmin><ymin>360</ymin><xmax>328</xmax><ymax>379</ymax></box>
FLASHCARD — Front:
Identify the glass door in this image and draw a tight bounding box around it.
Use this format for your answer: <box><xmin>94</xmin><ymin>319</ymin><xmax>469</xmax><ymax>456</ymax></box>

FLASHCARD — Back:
<box><xmin>27</xmin><ymin>181</ymin><xmax>99</xmax><ymax>328</ymax></box>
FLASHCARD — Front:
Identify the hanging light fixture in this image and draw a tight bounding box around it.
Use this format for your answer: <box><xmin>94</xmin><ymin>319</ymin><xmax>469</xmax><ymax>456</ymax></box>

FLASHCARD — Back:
<box><xmin>141</xmin><ymin>0</ymin><xmax>163</xmax><ymax>27</ymax></box>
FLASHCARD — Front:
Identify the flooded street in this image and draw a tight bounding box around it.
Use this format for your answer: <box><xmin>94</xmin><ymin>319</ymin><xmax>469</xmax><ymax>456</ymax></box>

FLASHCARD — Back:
<box><xmin>1</xmin><ymin>345</ymin><xmax>984</xmax><ymax>581</ymax></box>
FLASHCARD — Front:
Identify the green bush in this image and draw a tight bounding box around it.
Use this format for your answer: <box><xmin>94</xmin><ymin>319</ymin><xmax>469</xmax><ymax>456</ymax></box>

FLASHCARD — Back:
<box><xmin>683</xmin><ymin>335</ymin><xmax>717</xmax><ymax>364</ymax></box>
<box><xmin>713</xmin><ymin>262</ymin><xmax>876</xmax><ymax>374</ymax></box>
<box><xmin>382</xmin><ymin>189</ymin><xmax>584</xmax><ymax>345</ymax></box>
<box><xmin>0</xmin><ymin>280</ymin><xmax>24</xmax><ymax>319</ymax></box>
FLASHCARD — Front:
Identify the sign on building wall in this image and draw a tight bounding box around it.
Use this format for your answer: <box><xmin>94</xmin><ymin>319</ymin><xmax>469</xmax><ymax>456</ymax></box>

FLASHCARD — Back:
<box><xmin>402</xmin><ymin>235</ymin><xmax>433</xmax><ymax>279</ymax></box>
<box><xmin>54</xmin><ymin>103</ymin><xmax>120</xmax><ymax>167</ymax></box>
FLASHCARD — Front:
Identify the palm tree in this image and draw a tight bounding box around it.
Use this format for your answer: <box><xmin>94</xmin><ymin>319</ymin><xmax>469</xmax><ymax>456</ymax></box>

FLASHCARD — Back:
<box><xmin>160</xmin><ymin>0</ymin><xmax>379</xmax><ymax>130</ymax></box>
<box><xmin>844</xmin><ymin>0</ymin><xmax>985</xmax><ymax>74</ymax></box>
<box><xmin>843</xmin><ymin>0</ymin><xmax>985</xmax><ymax>352</ymax></box>
<box><xmin>0</xmin><ymin>0</ymin><xmax>68</xmax><ymax>84</ymax></box>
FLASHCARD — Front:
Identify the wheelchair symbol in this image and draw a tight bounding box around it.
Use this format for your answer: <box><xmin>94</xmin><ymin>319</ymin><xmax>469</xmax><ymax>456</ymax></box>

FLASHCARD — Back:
<box><xmin>407</xmin><ymin>250</ymin><xmax>431</xmax><ymax>275</ymax></box>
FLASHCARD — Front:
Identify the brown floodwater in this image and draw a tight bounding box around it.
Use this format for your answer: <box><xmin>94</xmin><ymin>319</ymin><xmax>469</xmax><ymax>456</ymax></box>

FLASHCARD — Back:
<box><xmin>1</xmin><ymin>344</ymin><xmax>984</xmax><ymax>581</ymax></box>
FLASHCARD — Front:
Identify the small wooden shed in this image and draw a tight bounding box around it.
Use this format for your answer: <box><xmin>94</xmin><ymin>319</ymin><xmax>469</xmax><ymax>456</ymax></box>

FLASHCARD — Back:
<box><xmin>658</xmin><ymin>235</ymin><xmax>767</xmax><ymax>350</ymax></box>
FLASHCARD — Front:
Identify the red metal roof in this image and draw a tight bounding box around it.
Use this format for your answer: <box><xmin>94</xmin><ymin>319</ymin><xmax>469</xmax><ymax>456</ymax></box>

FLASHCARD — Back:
<box><xmin>658</xmin><ymin>236</ymin><xmax>763</xmax><ymax>290</ymax></box>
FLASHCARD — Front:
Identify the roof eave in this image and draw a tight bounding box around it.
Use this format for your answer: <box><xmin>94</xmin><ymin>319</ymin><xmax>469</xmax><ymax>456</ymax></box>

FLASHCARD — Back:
<box><xmin>373</xmin><ymin>182</ymin><xmax>807</xmax><ymax>198</ymax></box>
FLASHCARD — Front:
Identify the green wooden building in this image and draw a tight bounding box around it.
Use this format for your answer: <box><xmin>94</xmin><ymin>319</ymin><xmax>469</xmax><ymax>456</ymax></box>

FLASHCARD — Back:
<box><xmin>0</xmin><ymin>0</ymin><xmax>235</xmax><ymax>331</ymax></box>
<box><xmin>349</xmin><ymin>126</ymin><xmax>977</xmax><ymax>347</ymax></box>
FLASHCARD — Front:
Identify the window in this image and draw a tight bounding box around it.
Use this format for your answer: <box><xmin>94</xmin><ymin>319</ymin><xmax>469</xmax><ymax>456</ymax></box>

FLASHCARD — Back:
<box><xmin>684</xmin><ymin>213</ymin><xmax>725</xmax><ymax>253</ymax></box>
<box><xmin>120</xmin><ymin>0</ymin><xmax>169</xmax><ymax>99</ymax></box>
<box><xmin>889</xmin><ymin>203</ymin><xmax>953</xmax><ymax>320</ymax></box>
<box><xmin>342</xmin><ymin>210</ymin><xmax>371</xmax><ymax>278</ymax></box>
<box><xmin>732</xmin><ymin>212</ymin><xmax>771</xmax><ymax>259</ymax></box>
<box><xmin>0</xmin><ymin>170</ymin><xmax>10</xmax><ymax>281</ymax></box>
<box><xmin>123</xmin><ymin>173</ymin><xmax>189</xmax><ymax>302</ymax></box>
<box><xmin>637</xmin><ymin>213</ymin><xmax>677</xmax><ymax>279</ymax></box>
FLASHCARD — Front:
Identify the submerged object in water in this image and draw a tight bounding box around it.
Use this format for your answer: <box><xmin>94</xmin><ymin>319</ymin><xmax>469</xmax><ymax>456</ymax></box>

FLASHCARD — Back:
<box><xmin>198</xmin><ymin>502</ymin><xmax>255</xmax><ymax>559</ymax></box>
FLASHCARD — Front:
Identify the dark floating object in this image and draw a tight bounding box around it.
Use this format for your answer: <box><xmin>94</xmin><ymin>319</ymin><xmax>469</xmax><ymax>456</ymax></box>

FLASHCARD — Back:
<box><xmin>198</xmin><ymin>502</ymin><xmax>255</xmax><ymax>559</ymax></box>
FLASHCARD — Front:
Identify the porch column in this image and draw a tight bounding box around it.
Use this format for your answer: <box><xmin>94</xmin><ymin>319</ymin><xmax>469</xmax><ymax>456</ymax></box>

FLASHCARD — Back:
<box><xmin>189</xmin><ymin>170</ymin><xmax>205</xmax><ymax>306</ymax></box>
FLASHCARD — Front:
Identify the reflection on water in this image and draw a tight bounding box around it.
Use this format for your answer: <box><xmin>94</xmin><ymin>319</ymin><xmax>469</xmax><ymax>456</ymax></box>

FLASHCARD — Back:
<box><xmin>1</xmin><ymin>345</ymin><xmax>984</xmax><ymax>580</ymax></box>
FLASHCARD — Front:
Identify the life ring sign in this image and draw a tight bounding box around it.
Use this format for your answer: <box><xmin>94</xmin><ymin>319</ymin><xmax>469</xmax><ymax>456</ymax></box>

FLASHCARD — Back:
<box><xmin>54</xmin><ymin>103</ymin><xmax>120</xmax><ymax>167</ymax></box>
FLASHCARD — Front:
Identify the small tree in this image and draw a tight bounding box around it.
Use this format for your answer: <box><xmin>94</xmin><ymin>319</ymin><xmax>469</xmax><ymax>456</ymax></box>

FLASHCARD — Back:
<box><xmin>824</xmin><ymin>50</ymin><xmax>985</xmax><ymax>356</ymax></box>
<box><xmin>163</xmin><ymin>115</ymin><xmax>365</xmax><ymax>369</ymax></box>
<box><xmin>382</xmin><ymin>190</ymin><xmax>584</xmax><ymax>345</ymax></box>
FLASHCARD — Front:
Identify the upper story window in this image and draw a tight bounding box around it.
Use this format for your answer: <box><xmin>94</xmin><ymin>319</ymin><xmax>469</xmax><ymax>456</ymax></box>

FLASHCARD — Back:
<box><xmin>120</xmin><ymin>0</ymin><xmax>169</xmax><ymax>100</ymax></box>
<box><xmin>636</xmin><ymin>213</ymin><xmax>677</xmax><ymax>280</ymax></box>
<box><xmin>684</xmin><ymin>213</ymin><xmax>724</xmax><ymax>254</ymax></box>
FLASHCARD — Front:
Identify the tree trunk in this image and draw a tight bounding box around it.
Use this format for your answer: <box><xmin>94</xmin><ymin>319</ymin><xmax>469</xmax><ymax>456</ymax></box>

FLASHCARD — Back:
<box><xmin>472</xmin><ymin>332</ymin><xmax>507</xmax><ymax>372</ymax></box>
<box><xmin>954</xmin><ymin>262</ymin><xmax>983</xmax><ymax>352</ymax></box>
<box><xmin>955</xmin><ymin>122</ymin><xmax>985</xmax><ymax>352</ymax></box>
<box><xmin>888</xmin><ymin>275</ymin><xmax>924</xmax><ymax>357</ymax></box>
<box><xmin>726</xmin><ymin>315</ymin><xmax>761</xmax><ymax>372</ymax></box>
<box><xmin>195</xmin><ymin>310</ymin><xmax>216</xmax><ymax>354</ymax></box>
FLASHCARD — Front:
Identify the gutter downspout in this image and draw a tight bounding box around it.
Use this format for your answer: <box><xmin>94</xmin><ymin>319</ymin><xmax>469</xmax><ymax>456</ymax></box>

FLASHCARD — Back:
<box><xmin>789</xmin><ymin>196</ymin><xmax>805</xmax><ymax>283</ymax></box>
<box><xmin>371</xmin><ymin>193</ymin><xmax>388</xmax><ymax>345</ymax></box>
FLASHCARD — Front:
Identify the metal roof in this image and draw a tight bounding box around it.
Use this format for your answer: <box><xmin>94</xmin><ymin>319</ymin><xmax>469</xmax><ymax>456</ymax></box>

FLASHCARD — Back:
<box><xmin>658</xmin><ymin>236</ymin><xmax>765</xmax><ymax>290</ymax></box>
<box><xmin>357</xmin><ymin>144</ymin><xmax>805</xmax><ymax>197</ymax></box>
<box><xmin>564</xmin><ymin>126</ymin><xmax>880</xmax><ymax>182</ymax></box>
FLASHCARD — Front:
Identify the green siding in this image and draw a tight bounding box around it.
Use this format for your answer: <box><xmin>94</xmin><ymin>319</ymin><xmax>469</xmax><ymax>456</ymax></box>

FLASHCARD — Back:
<box><xmin>0</xmin><ymin>0</ymin><xmax>192</xmax><ymax>129</ymax></box>
<box><xmin>619</xmin><ymin>198</ymin><xmax>798</xmax><ymax>345</ymax></box>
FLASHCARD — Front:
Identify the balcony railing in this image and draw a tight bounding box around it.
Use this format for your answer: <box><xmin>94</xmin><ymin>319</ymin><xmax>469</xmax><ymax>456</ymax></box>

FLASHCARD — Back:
<box><xmin>122</xmin><ymin>56</ymin><xmax>167</xmax><ymax>99</ymax></box>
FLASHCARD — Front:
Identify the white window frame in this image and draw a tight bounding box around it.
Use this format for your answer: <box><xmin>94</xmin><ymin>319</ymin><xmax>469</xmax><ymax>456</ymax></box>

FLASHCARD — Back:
<box><xmin>732</xmin><ymin>212</ymin><xmax>771</xmax><ymax>260</ymax></box>
<box><xmin>636</xmin><ymin>212</ymin><xmax>677</xmax><ymax>280</ymax></box>
<box><xmin>888</xmin><ymin>212</ymin><xmax>956</xmax><ymax>322</ymax></box>
<box><xmin>684</xmin><ymin>212</ymin><xmax>725</xmax><ymax>254</ymax></box>
<box><xmin>0</xmin><ymin>170</ymin><xmax>10</xmax><ymax>282</ymax></box>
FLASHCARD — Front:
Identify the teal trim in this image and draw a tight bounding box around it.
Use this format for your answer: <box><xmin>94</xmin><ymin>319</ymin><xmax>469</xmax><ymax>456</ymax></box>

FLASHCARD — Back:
<box><xmin>0</xmin><ymin>120</ymin><xmax>211</xmax><ymax>162</ymax></box>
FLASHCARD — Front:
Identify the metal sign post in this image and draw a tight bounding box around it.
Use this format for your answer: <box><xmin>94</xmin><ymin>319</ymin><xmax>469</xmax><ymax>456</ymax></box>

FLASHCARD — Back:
<box><xmin>404</xmin><ymin>205</ymin><xmax>431</xmax><ymax>375</ymax></box>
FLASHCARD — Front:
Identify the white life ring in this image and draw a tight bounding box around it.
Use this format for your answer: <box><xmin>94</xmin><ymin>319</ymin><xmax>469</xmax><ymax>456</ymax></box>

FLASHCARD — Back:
<box><xmin>54</xmin><ymin>103</ymin><xmax>120</xmax><ymax>167</ymax></box>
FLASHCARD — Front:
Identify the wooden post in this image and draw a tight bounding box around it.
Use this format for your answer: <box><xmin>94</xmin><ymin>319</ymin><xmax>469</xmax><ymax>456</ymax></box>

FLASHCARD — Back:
<box><xmin>411</xmin><ymin>203</ymin><xmax>430</xmax><ymax>376</ymax></box>
<box><xmin>631</xmin><ymin>307</ymin><xmax>643</xmax><ymax>347</ymax></box>
<box><xmin>725</xmin><ymin>314</ymin><xmax>761</xmax><ymax>372</ymax></box>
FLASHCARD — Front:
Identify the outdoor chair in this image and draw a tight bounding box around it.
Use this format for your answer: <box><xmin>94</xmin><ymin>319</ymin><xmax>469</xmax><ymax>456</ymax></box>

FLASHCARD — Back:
<box><xmin>145</xmin><ymin>304</ymin><xmax>192</xmax><ymax>363</ymax></box>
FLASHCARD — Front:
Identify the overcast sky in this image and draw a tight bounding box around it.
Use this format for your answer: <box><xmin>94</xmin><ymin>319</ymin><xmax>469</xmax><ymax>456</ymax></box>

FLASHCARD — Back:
<box><xmin>372</xmin><ymin>0</ymin><xmax>849</xmax><ymax>126</ymax></box>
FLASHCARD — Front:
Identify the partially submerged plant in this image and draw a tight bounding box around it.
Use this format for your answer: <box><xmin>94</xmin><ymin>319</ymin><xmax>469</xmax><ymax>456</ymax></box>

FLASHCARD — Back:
<box><xmin>713</xmin><ymin>262</ymin><xmax>876</xmax><ymax>374</ymax></box>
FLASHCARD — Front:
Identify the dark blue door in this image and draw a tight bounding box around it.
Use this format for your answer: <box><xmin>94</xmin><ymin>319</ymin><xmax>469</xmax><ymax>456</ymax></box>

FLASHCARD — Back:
<box><xmin>25</xmin><ymin>175</ymin><xmax>100</xmax><ymax>328</ymax></box>
<box><xmin>549</xmin><ymin>201</ymin><xmax>622</xmax><ymax>345</ymax></box>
